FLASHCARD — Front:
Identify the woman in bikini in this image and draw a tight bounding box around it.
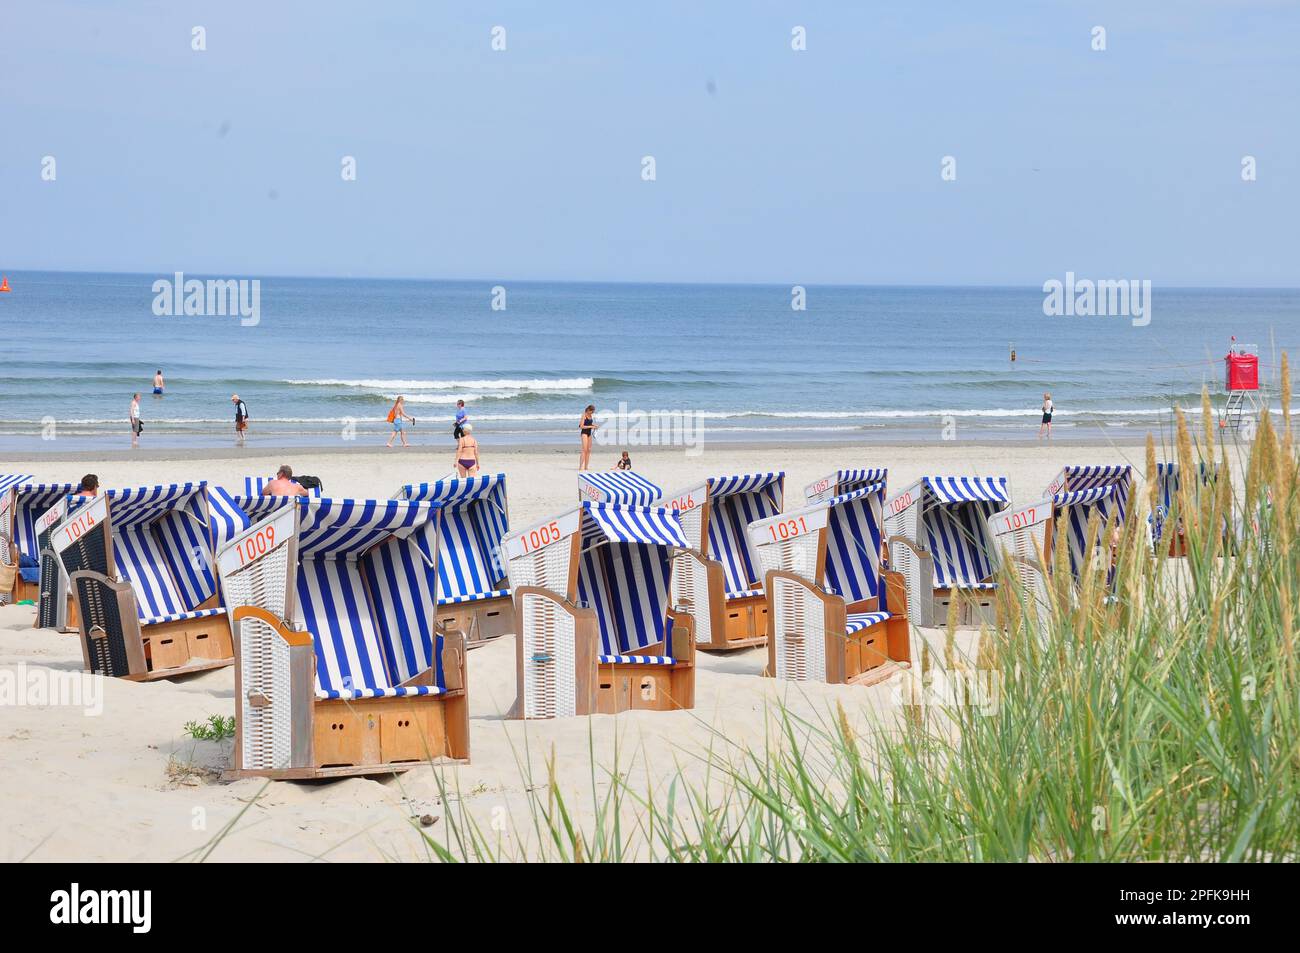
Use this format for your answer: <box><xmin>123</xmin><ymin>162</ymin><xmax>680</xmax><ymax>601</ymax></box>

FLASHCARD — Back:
<box><xmin>454</xmin><ymin>423</ymin><xmax>480</xmax><ymax>476</ymax></box>
<box><xmin>578</xmin><ymin>404</ymin><xmax>597</xmax><ymax>471</ymax></box>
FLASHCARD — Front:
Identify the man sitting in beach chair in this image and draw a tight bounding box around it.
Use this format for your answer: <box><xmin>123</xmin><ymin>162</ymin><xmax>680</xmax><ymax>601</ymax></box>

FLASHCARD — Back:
<box><xmin>217</xmin><ymin>498</ymin><xmax>469</xmax><ymax>778</ymax></box>
<box><xmin>239</xmin><ymin>469</ymin><xmax>320</xmax><ymax>498</ymax></box>
<box><xmin>883</xmin><ymin>476</ymin><xmax>1012</xmax><ymax>627</ymax></box>
<box><xmin>504</xmin><ymin>501</ymin><xmax>694</xmax><ymax>718</ymax></box>
<box><xmin>748</xmin><ymin>481</ymin><xmax>911</xmax><ymax>686</ymax></box>
<box><xmin>658</xmin><ymin>472</ymin><xmax>784</xmax><ymax>651</ymax></box>
<box><xmin>52</xmin><ymin>483</ymin><xmax>236</xmax><ymax>681</ymax></box>
<box><xmin>393</xmin><ymin>475</ymin><xmax>514</xmax><ymax>647</ymax></box>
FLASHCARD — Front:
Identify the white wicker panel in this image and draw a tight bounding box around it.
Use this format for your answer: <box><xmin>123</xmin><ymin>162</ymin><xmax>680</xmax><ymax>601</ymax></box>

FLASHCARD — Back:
<box><xmin>756</xmin><ymin>533</ymin><xmax>819</xmax><ymax>583</ymax></box>
<box><xmin>508</xmin><ymin>540</ymin><xmax>573</xmax><ymax>594</ymax></box>
<box><xmin>521</xmin><ymin>592</ymin><xmax>576</xmax><ymax>719</ymax></box>
<box><xmin>224</xmin><ymin>539</ymin><xmax>291</xmax><ymax>620</ymax></box>
<box><xmin>770</xmin><ymin>575</ymin><xmax>825</xmax><ymax>681</ymax></box>
<box><xmin>885</xmin><ymin>504</ymin><xmax>924</xmax><ymax>623</ymax></box>
<box><xmin>239</xmin><ymin>615</ymin><xmax>292</xmax><ymax>770</ymax></box>
<box><xmin>678</xmin><ymin>505</ymin><xmax>705</xmax><ymax>552</ymax></box>
<box><xmin>673</xmin><ymin>551</ymin><xmax>711</xmax><ymax>644</ymax></box>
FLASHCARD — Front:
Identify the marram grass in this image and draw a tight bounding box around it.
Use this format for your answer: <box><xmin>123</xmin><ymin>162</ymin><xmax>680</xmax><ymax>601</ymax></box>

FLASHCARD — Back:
<box><xmin>416</xmin><ymin>407</ymin><xmax>1298</xmax><ymax>862</ymax></box>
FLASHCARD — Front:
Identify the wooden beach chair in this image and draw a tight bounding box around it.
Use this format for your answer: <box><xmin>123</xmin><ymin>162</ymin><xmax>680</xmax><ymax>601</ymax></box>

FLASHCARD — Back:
<box><xmin>803</xmin><ymin>468</ymin><xmax>887</xmax><ymax>505</ymax></box>
<box><xmin>1149</xmin><ymin>462</ymin><xmax>1220</xmax><ymax>557</ymax></box>
<box><xmin>1</xmin><ymin>480</ymin><xmax>81</xmax><ymax>628</ymax></box>
<box><xmin>504</xmin><ymin>502</ymin><xmax>695</xmax><ymax>719</ymax></box>
<box><xmin>657</xmin><ymin>472</ymin><xmax>784</xmax><ymax>650</ymax></box>
<box><xmin>883</xmin><ymin>476</ymin><xmax>1012</xmax><ymax>627</ymax></box>
<box><xmin>748</xmin><ymin>480</ymin><xmax>910</xmax><ymax>685</ymax></box>
<box><xmin>578</xmin><ymin>470</ymin><xmax>662</xmax><ymax>505</ymax></box>
<box><xmin>52</xmin><ymin>483</ymin><xmax>236</xmax><ymax>680</ymax></box>
<box><xmin>988</xmin><ymin>466</ymin><xmax>1133</xmax><ymax>618</ymax></box>
<box><xmin>393</xmin><ymin>475</ymin><xmax>514</xmax><ymax>648</ymax></box>
<box><xmin>216</xmin><ymin>498</ymin><xmax>469</xmax><ymax>779</ymax></box>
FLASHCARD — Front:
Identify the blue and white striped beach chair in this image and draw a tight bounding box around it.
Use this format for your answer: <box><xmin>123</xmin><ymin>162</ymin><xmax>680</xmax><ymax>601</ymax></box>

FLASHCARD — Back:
<box><xmin>578</xmin><ymin>470</ymin><xmax>662</xmax><ymax>505</ymax></box>
<box><xmin>1149</xmin><ymin>461</ymin><xmax>1219</xmax><ymax>557</ymax></box>
<box><xmin>504</xmin><ymin>502</ymin><xmax>694</xmax><ymax>719</ymax></box>
<box><xmin>884</xmin><ymin>476</ymin><xmax>1011</xmax><ymax>627</ymax></box>
<box><xmin>50</xmin><ymin>483</ymin><xmax>235</xmax><ymax>680</ymax></box>
<box><xmin>216</xmin><ymin>497</ymin><xmax>469</xmax><ymax>778</ymax></box>
<box><xmin>658</xmin><ymin>473</ymin><xmax>785</xmax><ymax>650</ymax></box>
<box><xmin>1</xmin><ymin>477</ymin><xmax>76</xmax><ymax>616</ymax></box>
<box><xmin>394</xmin><ymin>475</ymin><xmax>513</xmax><ymax>647</ymax></box>
<box><xmin>749</xmin><ymin>481</ymin><xmax>910</xmax><ymax>685</ymax></box>
<box><xmin>803</xmin><ymin>468</ymin><xmax>887</xmax><ymax>505</ymax></box>
<box><xmin>988</xmin><ymin>465</ymin><xmax>1133</xmax><ymax>618</ymax></box>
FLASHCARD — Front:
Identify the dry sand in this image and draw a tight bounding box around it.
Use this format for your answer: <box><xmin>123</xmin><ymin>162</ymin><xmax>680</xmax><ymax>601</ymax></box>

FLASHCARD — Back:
<box><xmin>0</xmin><ymin>439</ymin><xmax>1155</xmax><ymax>861</ymax></box>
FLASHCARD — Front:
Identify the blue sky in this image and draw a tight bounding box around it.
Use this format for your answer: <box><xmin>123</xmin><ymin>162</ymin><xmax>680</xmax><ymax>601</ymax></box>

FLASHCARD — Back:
<box><xmin>2</xmin><ymin>1</ymin><xmax>1297</xmax><ymax>285</ymax></box>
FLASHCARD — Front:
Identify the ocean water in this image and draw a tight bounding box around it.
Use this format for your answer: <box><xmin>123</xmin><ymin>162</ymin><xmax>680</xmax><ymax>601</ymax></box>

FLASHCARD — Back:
<box><xmin>0</xmin><ymin>271</ymin><xmax>1295</xmax><ymax>451</ymax></box>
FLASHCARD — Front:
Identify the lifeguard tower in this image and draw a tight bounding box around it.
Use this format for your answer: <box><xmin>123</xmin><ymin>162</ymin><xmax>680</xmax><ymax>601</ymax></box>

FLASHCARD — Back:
<box><xmin>1220</xmin><ymin>337</ymin><xmax>1261</xmax><ymax>434</ymax></box>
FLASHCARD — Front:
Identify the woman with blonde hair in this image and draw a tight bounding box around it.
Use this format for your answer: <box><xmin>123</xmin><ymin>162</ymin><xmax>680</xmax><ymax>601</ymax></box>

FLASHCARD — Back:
<box><xmin>1038</xmin><ymin>392</ymin><xmax>1054</xmax><ymax>440</ymax></box>
<box><xmin>578</xmin><ymin>404</ymin><xmax>598</xmax><ymax>471</ymax></box>
<box><xmin>454</xmin><ymin>423</ymin><xmax>480</xmax><ymax>476</ymax></box>
<box><xmin>386</xmin><ymin>395</ymin><xmax>414</xmax><ymax>448</ymax></box>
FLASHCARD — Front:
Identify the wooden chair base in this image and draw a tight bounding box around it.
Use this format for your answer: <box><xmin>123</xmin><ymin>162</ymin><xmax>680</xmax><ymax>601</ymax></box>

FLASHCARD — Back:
<box><xmin>697</xmin><ymin>594</ymin><xmax>768</xmax><ymax>652</ymax></box>
<box><xmin>435</xmin><ymin>594</ymin><xmax>515</xmax><ymax>649</ymax></box>
<box><xmin>134</xmin><ymin>615</ymin><xmax>235</xmax><ymax>679</ymax></box>
<box><xmin>594</xmin><ymin>661</ymin><xmax>695</xmax><ymax>714</ymax></box>
<box><xmin>225</xmin><ymin>694</ymin><xmax>469</xmax><ymax>780</ymax></box>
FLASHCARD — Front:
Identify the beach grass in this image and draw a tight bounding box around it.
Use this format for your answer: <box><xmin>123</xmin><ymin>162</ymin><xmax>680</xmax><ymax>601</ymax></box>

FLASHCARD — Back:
<box><xmin>414</xmin><ymin>389</ymin><xmax>1298</xmax><ymax>862</ymax></box>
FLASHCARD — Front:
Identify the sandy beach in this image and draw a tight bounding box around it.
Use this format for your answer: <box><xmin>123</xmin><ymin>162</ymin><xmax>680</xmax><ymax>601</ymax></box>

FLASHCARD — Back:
<box><xmin>0</xmin><ymin>438</ymin><xmax>1184</xmax><ymax>862</ymax></box>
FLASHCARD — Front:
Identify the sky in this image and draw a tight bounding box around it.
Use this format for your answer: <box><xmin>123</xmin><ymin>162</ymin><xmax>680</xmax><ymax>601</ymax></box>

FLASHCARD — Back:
<box><xmin>1</xmin><ymin>1</ymin><xmax>1298</xmax><ymax>286</ymax></box>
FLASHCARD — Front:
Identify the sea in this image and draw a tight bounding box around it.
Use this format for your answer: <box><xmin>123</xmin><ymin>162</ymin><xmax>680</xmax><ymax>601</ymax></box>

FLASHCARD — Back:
<box><xmin>0</xmin><ymin>271</ymin><xmax>1295</xmax><ymax>452</ymax></box>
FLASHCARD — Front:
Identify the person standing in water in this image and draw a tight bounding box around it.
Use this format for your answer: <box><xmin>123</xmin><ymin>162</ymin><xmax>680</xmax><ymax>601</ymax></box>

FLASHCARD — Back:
<box><xmin>153</xmin><ymin>369</ymin><xmax>165</xmax><ymax>396</ymax></box>
<box><xmin>1038</xmin><ymin>392</ymin><xmax>1054</xmax><ymax>439</ymax></box>
<box><xmin>231</xmin><ymin>394</ymin><xmax>249</xmax><ymax>445</ymax></box>
<box><xmin>129</xmin><ymin>393</ymin><xmax>142</xmax><ymax>446</ymax></box>
<box><xmin>578</xmin><ymin>404</ymin><xmax>597</xmax><ymax>471</ymax></box>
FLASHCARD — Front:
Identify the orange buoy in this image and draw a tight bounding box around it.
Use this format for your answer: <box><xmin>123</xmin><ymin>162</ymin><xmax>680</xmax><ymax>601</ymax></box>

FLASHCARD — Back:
<box><xmin>0</xmin><ymin>276</ymin><xmax>10</xmax><ymax>292</ymax></box>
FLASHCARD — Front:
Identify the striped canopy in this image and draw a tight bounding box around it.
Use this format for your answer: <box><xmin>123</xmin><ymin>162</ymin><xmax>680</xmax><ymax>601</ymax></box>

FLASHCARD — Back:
<box><xmin>579</xmin><ymin>471</ymin><xmax>662</xmax><ymax>505</ymax></box>
<box><xmin>1043</xmin><ymin>466</ymin><xmax>1132</xmax><ymax>580</ymax></box>
<box><xmin>5</xmin><ymin>483</ymin><xmax>76</xmax><ymax>561</ymax></box>
<box><xmin>1149</xmin><ymin>461</ymin><xmax>1217</xmax><ymax>543</ymax></box>
<box><xmin>922</xmin><ymin>476</ymin><xmax>1010</xmax><ymax>505</ymax></box>
<box><xmin>208</xmin><ymin>486</ymin><xmax>251</xmax><ymax>555</ymax></box>
<box><xmin>705</xmin><ymin>473</ymin><xmax>784</xmax><ymax>598</ymax></box>
<box><xmin>805</xmin><ymin>468</ymin><xmax>887</xmax><ymax>501</ymax></box>
<box><xmin>576</xmin><ymin>502</ymin><xmax>683</xmax><ymax>661</ymax></box>
<box><xmin>0</xmin><ymin>474</ymin><xmax>34</xmax><ymax>496</ymax></box>
<box><xmin>287</xmin><ymin>501</ymin><xmax>445</xmax><ymax>700</ymax></box>
<box><xmin>396</xmin><ymin>475</ymin><xmax>509</xmax><ymax>604</ymax></box>
<box><xmin>918</xmin><ymin>476</ymin><xmax>1009</xmax><ymax>589</ymax></box>
<box><xmin>81</xmin><ymin>484</ymin><xmax>221</xmax><ymax>623</ymax></box>
<box><xmin>294</xmin><ymin>498</ymin><xmax>438</xmax><ymax>559</ymax></box>
<box><xmin>581</xmin><ymin>502</ymin><xmax>688</xmax><ymax>549</ymax></box>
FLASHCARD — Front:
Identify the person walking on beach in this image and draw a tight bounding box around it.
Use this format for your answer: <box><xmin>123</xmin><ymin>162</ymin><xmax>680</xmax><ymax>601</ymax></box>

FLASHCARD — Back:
<box><xmin>231</xmin><ymin>394</ymin><xmax>249</xmax><ymax>445</ymax></box>
<box><xmin>386</xmin><ymin>395</ymin><xmax>415</xmax><ymax>448</ymax></box>
<box><xmin>454</xmin><ymin>423</ymin><xmax>480</xmax><ymax>476</ymax></box>
<box><xmin>153</xmin><ymin>369</ymin><xmax>165</xmax><ymax>396</ymax></box>
<box><xmin>453</xmin><ymin>399</ymin><xmax>468</xmax><ymax>439</ymax></box>
<box><xmin>261</xmin><ymin>464</ymin><xmax>309</xmax><ymax>497</ymax></box>
<box><xmin>129</xmin><ymin>393</ymin><xmax>142</xmax><ymax>446</ymax></box>
<box><xmin>1038</xmin><ymin>392</ymin><xmax>1054</xmax><ymax>439</ymax></box>
<box><xmin>578</xmin><ymin>404</ymin><xmax>598</xmax><ymax>471</ymax></box>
